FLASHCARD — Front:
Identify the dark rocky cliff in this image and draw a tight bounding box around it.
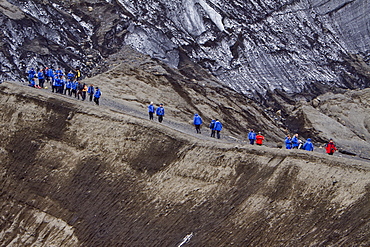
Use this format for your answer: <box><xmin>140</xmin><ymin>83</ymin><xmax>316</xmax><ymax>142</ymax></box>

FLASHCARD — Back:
<box><xmin>1</xmin><ymin>0</ymin><xmax>369</xmax><ymax>97</ymax></box>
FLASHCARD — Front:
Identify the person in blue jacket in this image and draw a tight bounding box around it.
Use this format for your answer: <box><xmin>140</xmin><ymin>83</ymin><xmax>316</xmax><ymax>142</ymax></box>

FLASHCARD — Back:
<box><xmin>148</xmin><ymin>102</ymin><xmax>155</xmax><ymax>120</ymax></box>
<box><xmin>156</xmin><ymin>103</ymin><xmax>165</xmax><ymax>123</ymax></box>
<box><xmin>37</xmin><ymin>69</ymin><xmax>45</xmax><ymax>88</ymax></box>
<box><xmin>53</xmin><ymin>75</ymin><xmax>60</xmax><ymax>93</ymax></box>
<box><xmin>94</xmin><ymin>87</ymin><xmax>101</xmax><ymax>105</ymax></box>
<box><xmin>291</xmin><ymin>133</ymin><xmax>300</xmax><ymax>149</ymax></box>
<box><xmin>65</xmin><ymin>79</ymin><xmax>72</xmax><ymax>96</ymax></box>
<box><xmin>87</xmin><ymin>84</ymin><xmax>94</xmax><ymax>101</ymax></box>
<box><xmin>67</xmin><ymin>70</ymin><xmax>75</xmax><ymax>80</ymax></box>
<box><xmin>214</xmin><ymin>119</ymin><xmax>223</xmax><ymax>139</ymax></box>
<box><xmin>28</xmin><ymin>68</ymin><xmax>36</xmax><ymax>83</ymax></box>
<box><xmin>285</xmin><ymin>135</ymin><xmax>292</xmax><ymax>149</ymax></box>
<box><xmin>71</xmin><ymin>80</ymin><xmax>78</xmax><ymax>97</ymax></box>
<box><xmin>59</xmin><ymin>75</ymin><xmax>66</xmax><ymax>94</ymax></box>
<box><xmin>248</xmin><ymin>129</ymin><xmax>257</xmax><ymax>145</ymax></box>
<box><xmin>302</xmin><ymin>138</ymin><xmax>314</xmax><ymax>151</ymax></box>
<box><xmin>46</xmin><ymin>67</ymin><xmax>54</xmax><ymax>84</ymax></box>
<box><xmin>55</xmin><ymin>67</ymin><xmax>63</xmax><ymax>76</ymax></box>
<box><xmin>209</xmin><ymin>119</ymin><xmax>216</xmax><ymax>137</ymax></box>
<box><xmin>193</xmin><ymin>113</ymin><xmax>203</xmax><ymax>134</ymax></box>
<box><xmin>28</xmin><ymin>77</ymin><xmax>36</xmax><ymax>87</ymax></box>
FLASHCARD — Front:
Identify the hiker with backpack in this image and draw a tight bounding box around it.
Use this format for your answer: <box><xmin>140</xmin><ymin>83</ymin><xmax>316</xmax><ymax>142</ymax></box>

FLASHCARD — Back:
<box><xmin>214</xmin><ymin>119</ymin><xmax>223</xmax><ymax>139</ymax></box>
<box><xmin>209</xmin><ymin>119</ymin><xmax>216</xmax><ymax>137</ymax></box>
<box><xmin>156</xmin><ymin>103</ymin><xmax>165</xmax><ymax>123</ymax></box>
<box><xmin>94</xmin><ymin>87</ymin><xmax>101</xmax><ymax>105</ymax></box>
<box><xmin>285</xmin><ymin>135</ymin><xmax>292</xmax><ymax>149</ymax></box>
<box><xmin>303</xmin><ymin>138</ymin><xmax>314</xmax><ymax>151</ymax></box>
<box><xmin>76</xmin><ymin>81</ymin><xmax>83</xmax><ymax>99</ymax></box>
<box><xmin>87</xmin><ymin>84</ymin><xmax>95</xmax><ymax>101</ymax></box>
<box><xmin>148</xmin><ymin>102</ymin><xmax>155</xmax><ymax>120</ymax></box>
<box><xmin>326</xmin><ymin>139</ymin><xmax>337</xmax><ymax>155</ymax></box>
<box><xmin>193</xmin><ymin>113</ymin><xmax>203</xmax><ymax>134</ymax></box>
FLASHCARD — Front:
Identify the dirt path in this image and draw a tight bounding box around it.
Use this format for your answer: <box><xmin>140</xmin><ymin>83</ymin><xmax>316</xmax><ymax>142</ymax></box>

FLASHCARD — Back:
<box><xmin>100</xmin><ymin>97</ymin><xmax>243</xmax><ymax>144</ymax></box>
<box><xmin>10</xmin><ymin>81</ymin><xmax>370</xmax><ymax>162</ymax></box>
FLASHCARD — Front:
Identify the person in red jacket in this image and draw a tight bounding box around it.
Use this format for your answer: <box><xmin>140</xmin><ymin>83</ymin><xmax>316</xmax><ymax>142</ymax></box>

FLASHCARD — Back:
<box><xmin>326</xmin><ymin>139</ymin><xmax>337</xmax><ymax>155</ymax></box>
<box><xmin>256</xmin><ymin>132</ymin><xmax>265</xmax><ymax>146</ymax></box>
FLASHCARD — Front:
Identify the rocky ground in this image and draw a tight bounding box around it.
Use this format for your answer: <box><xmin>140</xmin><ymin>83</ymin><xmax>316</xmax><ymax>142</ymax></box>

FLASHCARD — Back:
<box><xmin>1</xmin><ymin>52</ymin><xmax>370</xmax><ymax>246</ymax></box>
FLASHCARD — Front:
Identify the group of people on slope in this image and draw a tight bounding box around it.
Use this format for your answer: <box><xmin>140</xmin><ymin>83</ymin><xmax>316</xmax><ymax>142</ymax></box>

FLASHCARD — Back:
<box><xmin>147</xmin><ymin>105</ymin><xmax>224</xmax><ymax>139</ymax></box>
<box><xmin>285</xmin><ymin>133</ymin><xmax>338</xmax><ymax>155</ymax></box>
<box><xmin>193</xmin><ymin>116</ymin><xmax>223</xmax><ymax>139</ymax></box>
<box><xmin>190</xmin><ymin>113</ymin><xmax>223</xmax><ymax>139</ymax></box>
<box><xmin>153</xmin><ymin>104</ymin><xmax>338</xmax><ymax>154</ymax></box>
<box><xmin>27</xmin><ymin>67</ymin><xmax>101</xmax><ymax>105</ymax></box>
<box><xmin>248</xmin><ymin>129</ymin><xmax>265</xmax><ymax>146</ymax></box>
<box><xmin>148</xmin><ymin>102</ymin><xmax>165</xmax><ymax>123</ymax></box>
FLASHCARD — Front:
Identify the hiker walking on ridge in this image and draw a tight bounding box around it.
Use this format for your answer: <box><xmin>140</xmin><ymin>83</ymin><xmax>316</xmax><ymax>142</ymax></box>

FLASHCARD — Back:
<box><xmin>82</xmin><ymin>83</ymin><xmax>88</xmax><ymax>101</ymax></box>
<box><xmin>248</xmin><ymin>129</ymin><xmax>256</xmax><ymax>145</ymax></box>
<box><xmin>156</xmin><ymin>103</ymin><xmax>165</xmax><ymax>123</ymax></box>
<box><xmin>94</xmin><ymin>87</ymin><xmax>101</xmax><ymax>105</ymax></box>
<box><xmin>67</xmin><ymin>70</ymin><xmax>75</xmax><ymax>81</ymax></box>
<box><xmin>285</xmin><ymin>135</ymin><xmax>292</xmax><ymax>149</ymax></box>
<box><xmin>75</xmin><ymin>67</ymin><xmax>82</xmax><ymax>81</ymax></box>
<box><xmin>46</xmin><ymin>67</ymin><xmax>54</xmax><ymax>84</ymax></box>
<box><xmin>303</xmin><ymin>138</ymin><xmax>314</xmax><ymax>151</ymax></box>
<box><xmin>326</xmin><ymin>139</ymin><xmax>337</xmax><ymax>155</ymax></box>
<box><xmin>292</xmin><ymin>133</ymin><xmax>300</xmax><ymax>149</ymax></box>
<box><xmin>37</xmin><ymin>69</ymin><xmax>45</xmax><ymax>88</ymax></box>
<box><xmin>193</xmin><ymin>113</ymin><xmax>203</xmax><ymax>134</ymax></box>
<box><xmin>87</xmin><ymin>84</ymin><xmax>94</xmax><ymax>102</ymax></box>
<box><xmin>65</xmin><ymin>79</ymin><xmax>72</xmax><ymax>96</ymax></box>
<box><xmin>148</xmin><ymin>102</ymin><xmax>155</xmax><ymax>120</ymax></box>
<box><xmin>256</xmin><ymin>132</ymin><xmax>264</xmax><ymax>146</ymax></box>
<box><xmin>28</xmin><ymin>68</ymin><xmax>36</xmax><ymax>83</ymax></box>
<box><xmin>209</xmin><ymin>119</ymin><xmax>216</xmax><ymax>138</ymax></box>
<box><xmin>214</xmin><ymin>119</ymin><xmax>223</xmax><ymax>139</ymax></box>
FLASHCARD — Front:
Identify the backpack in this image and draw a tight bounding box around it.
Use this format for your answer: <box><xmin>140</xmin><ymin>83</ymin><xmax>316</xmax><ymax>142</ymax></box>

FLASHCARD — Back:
<box><xmin>209</xmin><ymin>122</ymin><xmax>215</xmax><ymax>129</ymax></box>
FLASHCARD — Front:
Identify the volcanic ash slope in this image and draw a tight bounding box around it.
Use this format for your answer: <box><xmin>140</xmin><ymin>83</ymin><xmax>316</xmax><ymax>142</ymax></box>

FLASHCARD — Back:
<box><xmin>0</xmin><ymin>82</ymin><xmax>369</xmax><ymax>246</ymax></box>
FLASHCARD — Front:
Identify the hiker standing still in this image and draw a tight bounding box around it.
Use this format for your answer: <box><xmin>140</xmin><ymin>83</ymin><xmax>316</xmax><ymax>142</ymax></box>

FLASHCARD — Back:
<box><xmin>248</xmin><ymin>129</ymin><xmax>256</xmax><ymax>145</ymax></box>
<box><xmin>148</xmin><ymin>102</ymin><xmax>155</xmax><ymax>120</ymax></box>
<box><xmin>156</xmin><ymin>103</ymin><xmax>165</xmax><ymax>123</ymax></box>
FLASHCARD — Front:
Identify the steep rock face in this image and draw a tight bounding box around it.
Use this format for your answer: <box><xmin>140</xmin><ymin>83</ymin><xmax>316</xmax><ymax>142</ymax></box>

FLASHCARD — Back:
<box><xmin>1</xmin><ymin>84</ymin><xmax>369</xmax><ymax>246</ymax></box>
<box><xmin>1</xmin><ymin>0</ymin><xmax>369</xmax><ymax>97</ymax></box>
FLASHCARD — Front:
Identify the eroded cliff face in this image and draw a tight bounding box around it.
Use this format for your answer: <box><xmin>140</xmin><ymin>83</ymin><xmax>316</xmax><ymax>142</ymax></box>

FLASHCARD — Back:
<box><xmin>1</xmin><ymin>0</ymin><xmax>369</xmax><ymax>97</ymax></box>
<box><xmin>1</xmin><ymin>83</ymin><xmax>369</xmax><ymax>246</ymax></box>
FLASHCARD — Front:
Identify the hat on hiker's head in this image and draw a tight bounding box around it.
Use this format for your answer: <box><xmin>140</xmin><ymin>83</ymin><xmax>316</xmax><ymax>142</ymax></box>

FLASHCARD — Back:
<box><xmin>160</xmin><ymin>103</ymin><xmax>163</xmax><ymax>105</ymax></box>
<box><xmin>150</xmin><ymin>102</ymin><xmax>153</xmax><ymax>104</ymax></box>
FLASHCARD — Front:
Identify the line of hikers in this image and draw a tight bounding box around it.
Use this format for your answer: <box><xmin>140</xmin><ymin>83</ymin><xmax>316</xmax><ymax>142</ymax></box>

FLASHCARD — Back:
<box><xmin>284</xmin><ymin>133</ymin><xmax>337</xmax><ymax>155</ymax></box>
<box><xmin>148</xmin><ymin>103</ymin><xmax>224</xmax><ymax>139</ymax></box>
<box><xmin>148</xmin><ymin>104</ymin><xmax>337</xmax><ymax>153</ymax></box>
<box><xmin>27</xmin><ymin>67</ymin><xmax>101</xmax><ymax>105</ymax></box>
